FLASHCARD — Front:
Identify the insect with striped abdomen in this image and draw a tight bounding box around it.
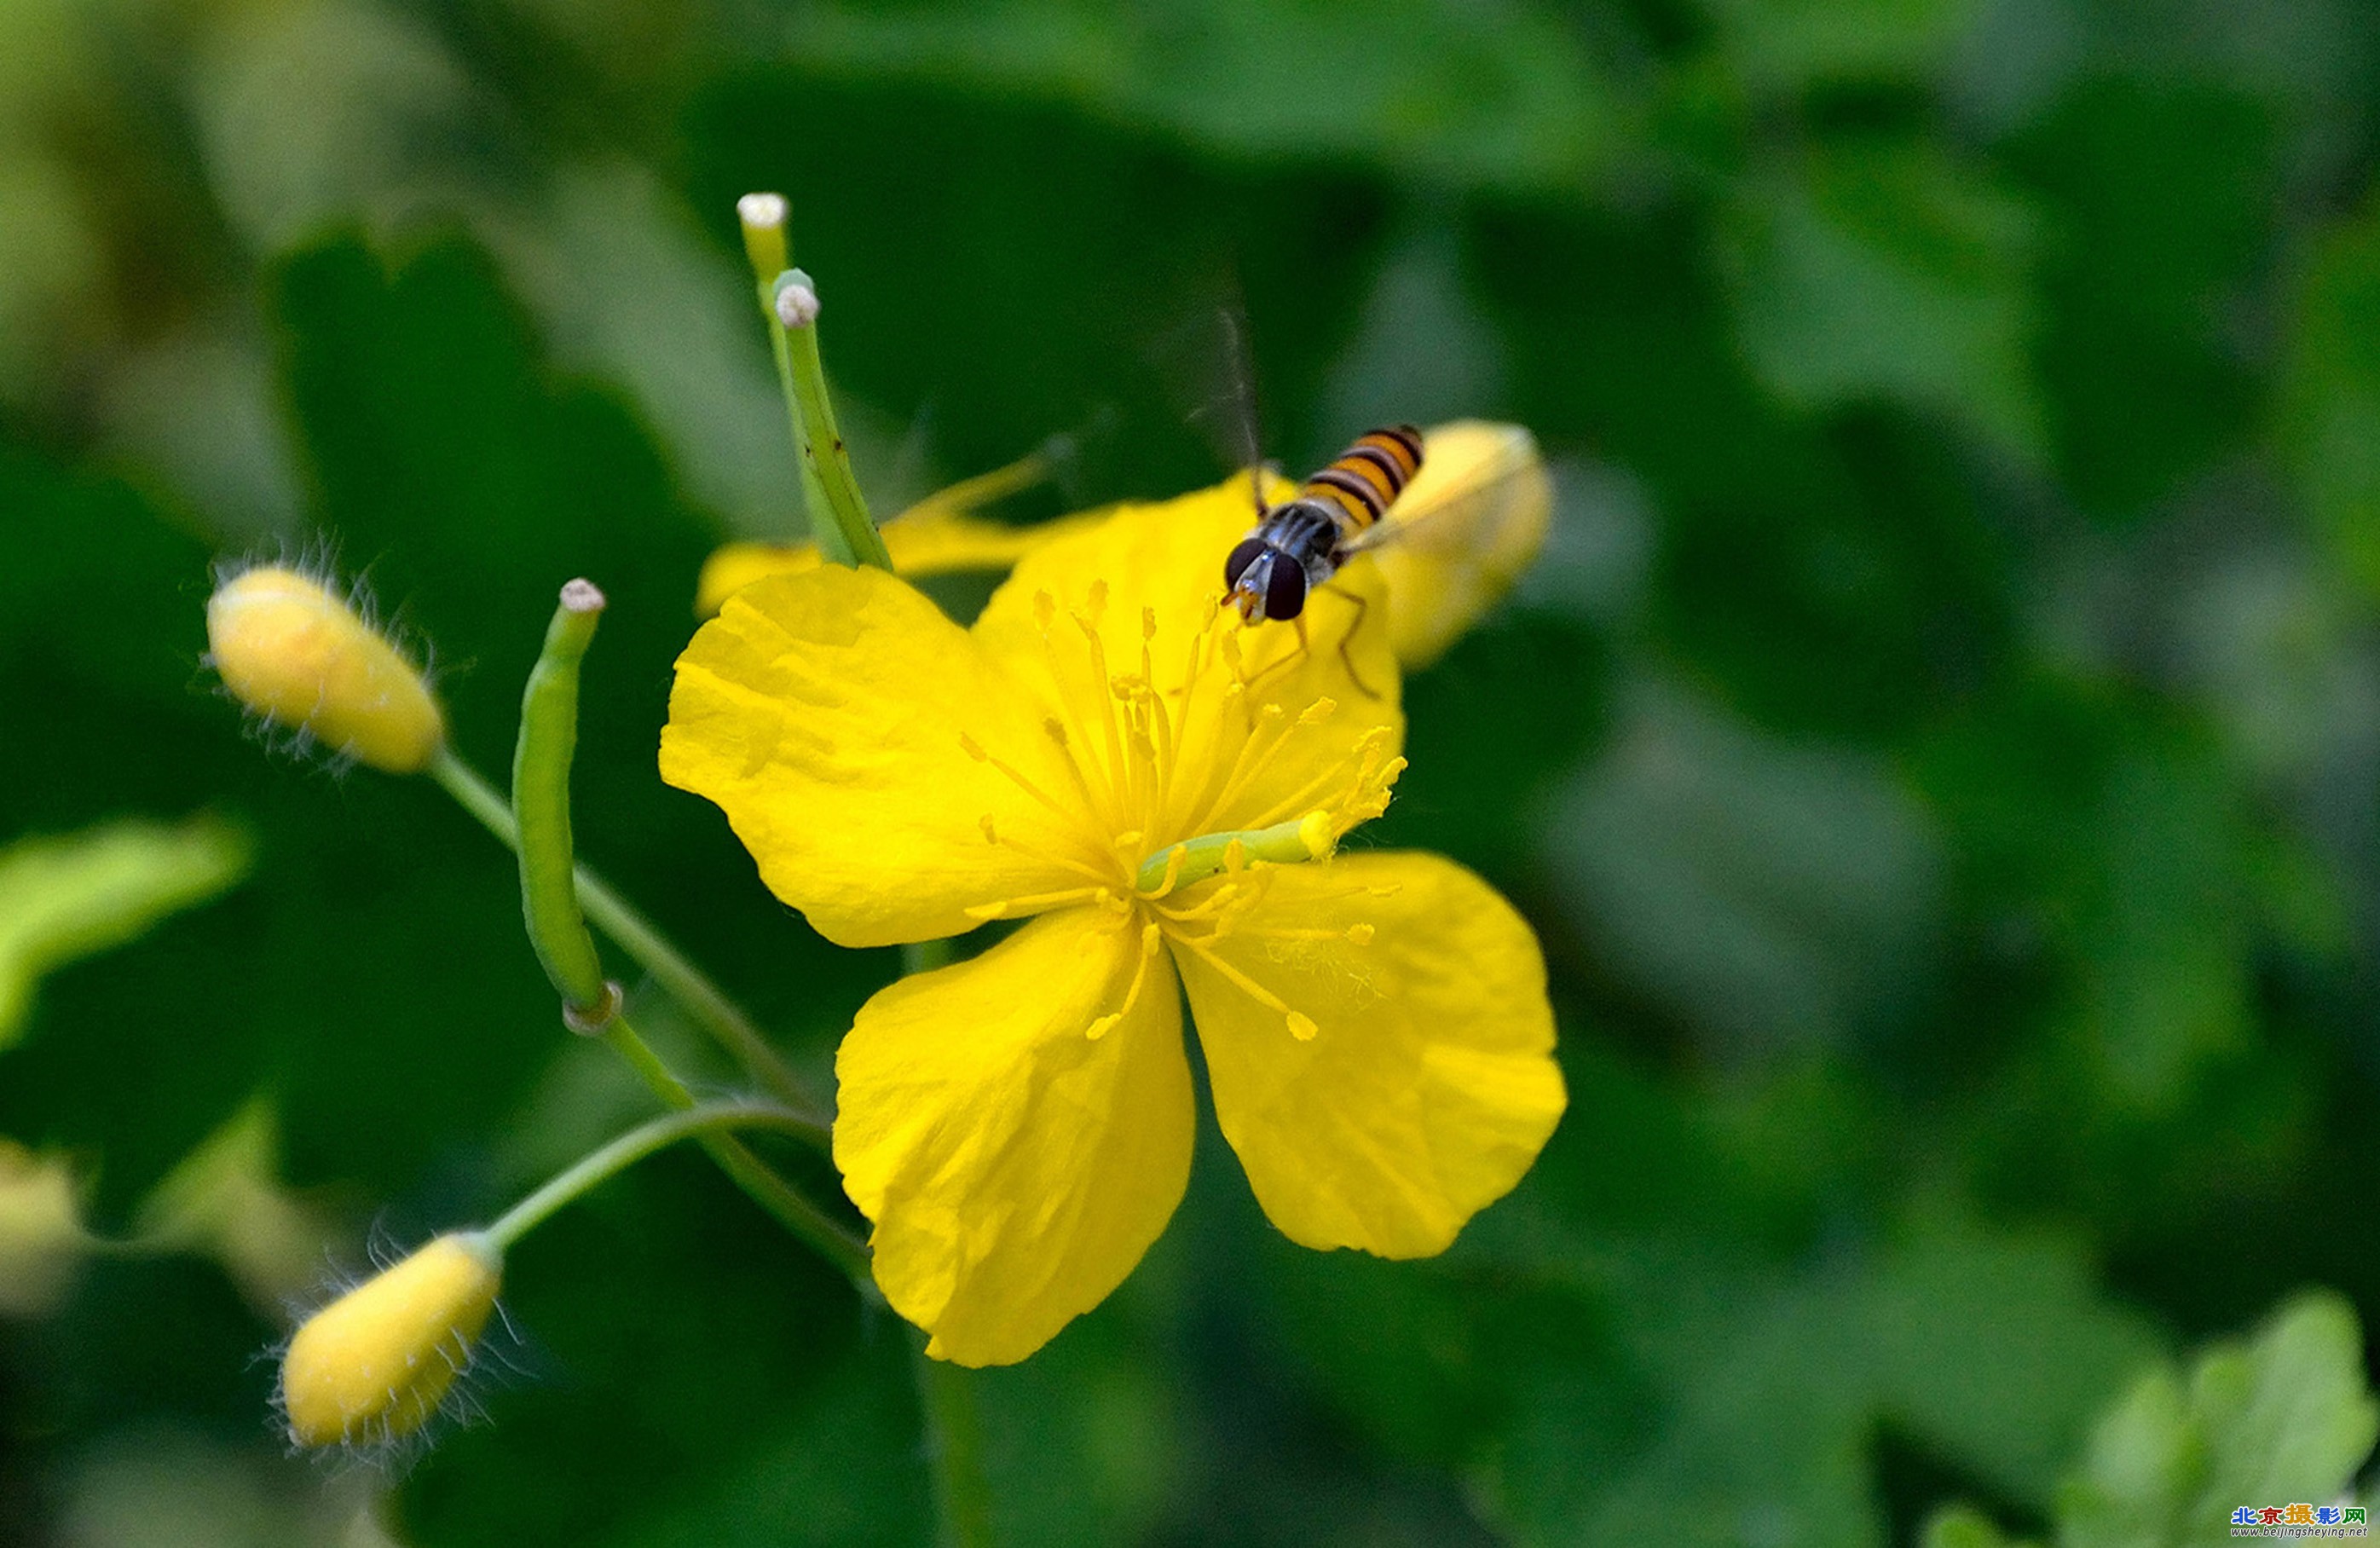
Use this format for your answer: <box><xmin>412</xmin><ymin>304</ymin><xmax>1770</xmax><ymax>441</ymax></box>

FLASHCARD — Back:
<box><xmin>1222</xmin><ymin>424</ymin><xmax>1424</xmax><ymax>696</ymax></box>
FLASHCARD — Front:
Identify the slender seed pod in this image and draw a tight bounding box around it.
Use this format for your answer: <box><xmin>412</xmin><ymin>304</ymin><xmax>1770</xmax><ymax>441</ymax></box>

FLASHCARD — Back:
<box><xmin>280</xmin><ymin>1232</ymin><xmax>503</xmax><ymax>1448</ymax></box>
<box><xmin>206</xmin><ymin>566</ymin><xmax>445</xmax><ymax>773</ymax></box>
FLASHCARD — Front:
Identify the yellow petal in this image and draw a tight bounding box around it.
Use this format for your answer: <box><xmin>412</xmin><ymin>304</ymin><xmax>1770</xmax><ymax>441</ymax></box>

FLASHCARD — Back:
<box><xmin>694</xmin><ymin>541</ymin><xmax>825</xmax><ymax>618</ymax></box>
<box><xmin>1171</xmin><ymin>852</ymin><xmax>1564</xmax><ymax>1256</ymax></box>
<box><xmin>835</xmin><ymin>908</ymin><xmax>1192</xmax><ymax>1366</ymax></box>
<box><xmin>971</xmin><ymin>478</ymin><xmax>1406</xmax><ymax>841</ymax></box>
<box><xmin>1370</xmin><ymin>422</ymin><xmax>1553</xmax><ymax>670</ymax></box>
<box><xmin>696</xmin><ymin>447</ymin><xmax>1111</xmax><ymax>616</ymax></box>
<box><xmin>661</xmin><ymin>565</ymin><xmax>1104</xmax><ymax>948</ymax></box>
<box><xmin>696</xmin><ymin>508</ymin><xmax>1119</xmax><ymax>618</ymax></box>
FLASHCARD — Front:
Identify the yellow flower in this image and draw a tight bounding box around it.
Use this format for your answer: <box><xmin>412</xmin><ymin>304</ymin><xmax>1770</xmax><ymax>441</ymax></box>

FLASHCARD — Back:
<box><xmin>696</xmin><ymin>449</ymin><xmax>1110</xmax><ymax>618</ymax></box>
<box><xmin>280</xmin><ymin>1233</ymin><xmax>502</xmax><ymax>1447</ymax></box>
<box><xmin>661</xmin><ymin>479</ymin><xmax>1567</xmax><ymax>1366</ymax></box>
<box><xmin>206</xmin><ymin>566</ymin><xmax>445</xmax><ymax>773</ymax></box>
<box><xmin>693</xmin><ymin>421</ymin><xmax>1553</xmax><ymax>673</ymax></box>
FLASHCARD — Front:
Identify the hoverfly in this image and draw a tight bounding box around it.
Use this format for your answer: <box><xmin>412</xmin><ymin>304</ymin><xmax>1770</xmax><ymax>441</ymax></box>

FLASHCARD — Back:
<box><xmin>1221</xmin><ymin>420</ymin><xmax>1550</xmax><ymax>690</ymax></box>
<box><xmin>1223</xmin><ymin>424</ymin><xmax>1424</xmax><ymax>628</ymax></box>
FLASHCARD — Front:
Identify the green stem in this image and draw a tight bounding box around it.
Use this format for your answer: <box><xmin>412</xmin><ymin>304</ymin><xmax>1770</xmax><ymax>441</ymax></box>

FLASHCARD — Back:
<box><xmin>914</xmin><ymin>1332</ymin><xmax>995</xmax><ymax>1548</ymax></box>
<box><xmin>604</xmin><ymin>1009</ymin><xmax>874</xmax><ymax>1285</ymax></box>
<box><xmin>513</xmin><ymin>580</ymin><xmax>611</xmax><ymax>1016</ymax></box>
<box><xmin>901</xmin><ymin>938</ymin><xmax>956</xmax><ymax>975</ymax></box>
<box><xmin>771</xmin><ymin>269</ymin><xmax>894</xmax><ymax>573</ymax></box>
<box><xmin>736</xmin><ymin>194</ymin><xmax>891</xmax><ymax>571</ymax></box>
<box><xmin>760</xmin><ymin>275</ymin><xmax>857</xmax><ymax>566</ymax></box>
<box><xmin>428</xmin><ymin>748</ymin><xmax>827</xmax><ymax>1128</ymax></box>
<box><xmin>486</xmin><ymin>1100</ymin><xmax>824</xmax><ymax>1251</ymax></box>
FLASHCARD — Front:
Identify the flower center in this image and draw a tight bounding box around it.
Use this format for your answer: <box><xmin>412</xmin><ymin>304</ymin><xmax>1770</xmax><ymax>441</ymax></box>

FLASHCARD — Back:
<box><xmin>952</xmin><ymin>583</ymin><xmax>1404</xmax><ymax>1039</ymax></box>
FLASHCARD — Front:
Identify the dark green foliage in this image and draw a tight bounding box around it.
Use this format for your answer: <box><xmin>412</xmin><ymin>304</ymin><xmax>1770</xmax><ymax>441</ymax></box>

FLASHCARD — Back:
<box><xmin>5</xmin><ymin>0</ymin><xmax>2380</xmax><ymax>1542</ymax></box>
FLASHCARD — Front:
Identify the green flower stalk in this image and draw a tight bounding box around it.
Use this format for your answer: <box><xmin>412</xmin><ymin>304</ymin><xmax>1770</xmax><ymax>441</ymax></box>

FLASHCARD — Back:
<box><xmin>280</xmin><ymin>1100</ymin><xmax>823</xmax><ymax>1450</ymax></box>
<box><xmin>737</xmin><ymin>192</ymin><xmax>894</xmax><ymax>573</ymax></box>
<box><xmin>499</xmin><ymin>578</ymin><xmax>862</xmax><ymax>1279</ymax></box>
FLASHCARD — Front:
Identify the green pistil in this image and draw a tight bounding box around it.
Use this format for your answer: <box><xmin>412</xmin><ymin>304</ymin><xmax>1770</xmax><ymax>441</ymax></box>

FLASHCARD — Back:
<box><xmin>1135</xmin><ymin>811</ymin><xmax>1335</xmax><ymax>896</ymax></box>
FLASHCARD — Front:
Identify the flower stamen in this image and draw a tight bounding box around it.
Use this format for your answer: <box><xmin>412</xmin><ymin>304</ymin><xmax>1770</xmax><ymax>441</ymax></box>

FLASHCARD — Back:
<box><xmin>957</xmin><ymin>733</ymin><xmax>1072</xmax><ymax>824</ymax></box>
<box><xmin>1167</xmin><ymin>929</ymin><xmax>1320</xmax><ymax>1041</ymax></box>
<box><xmin>1084</xmin><ymin>922</ymin><xmax>1163</xmax><ymax>1041</ymax></box>
<box><xmin>979</xmin><ymin>811</ymin><xmax>1114</xmax><ymax>886</ymax></box>
<box><xmin>964</xmin><ymin>886</ymin><xmax>1104</xmax><ymax>921</ymax></box>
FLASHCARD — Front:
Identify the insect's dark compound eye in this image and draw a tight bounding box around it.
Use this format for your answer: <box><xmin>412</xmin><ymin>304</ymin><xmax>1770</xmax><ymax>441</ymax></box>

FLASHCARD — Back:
<box><xmin>1264</xmin><ymin>555</ymin><xmax>1308</xmax><ymax>621</ymax></box>
<box><xmin>1223</xmin><ymin>538</ymin><xmax>1268</xmax><ymax>590</ymax></box>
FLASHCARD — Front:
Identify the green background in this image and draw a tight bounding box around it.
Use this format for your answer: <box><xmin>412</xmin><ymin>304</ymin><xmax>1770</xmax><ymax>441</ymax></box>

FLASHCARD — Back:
<box><xmin>5</xmin><ymin>0</ymin><xmax>2380</xmax><ymax>1542</ymax></box>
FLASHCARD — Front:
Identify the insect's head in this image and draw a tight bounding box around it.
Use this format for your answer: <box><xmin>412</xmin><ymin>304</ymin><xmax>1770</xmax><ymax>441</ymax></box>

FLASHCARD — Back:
<box><xmin>1223</xmin><ymin>538</ymin><xmax>1308</xmax><ymax>623</ymax></box>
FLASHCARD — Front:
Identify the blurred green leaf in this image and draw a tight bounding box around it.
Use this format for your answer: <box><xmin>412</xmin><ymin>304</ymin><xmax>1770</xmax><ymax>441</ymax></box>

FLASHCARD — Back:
<box><xmin>1941</xmin><ymin>1291</ymin><xmax>2377</xmax><ymax>1548</ymax></box>
<box><xmin>1701</xmin><ymin>0</ymin><xmax>1978</xmax><ymax>90</ymax></box>
<box><xmin>1487</xmin><ymin>1219</ymin><xmax>2157</xmax><ymax>1548</ymax></box>
<box><xmin>2059</xmin><ymin>1292</ymin><xmax>2376</xmax><ymax>1548</ymax></box>
<box><xmin>0</xmin><ymin>818</ymin><xmax>250</xmax><ymax>1050</ymax></box>
<box><xmin>1542</xmin><ymin>681</ymin><xmax>1946</xmax><ymax>1060</ymax></box>
<box><xmin>2282</xmin><ymin>193</ymin><xmax>2380</xmax><ymax>598</ymax></box>
<box><xmin>2008</xmin><ymin>78</ymin><xmax>2275</xmax><ymax>514</ymax></box>
<box><xmin>1923</xmin><ymin>1503</ymin><xmax>2032</xmax><ymax>1548</ymax></box>
<box><xmin>1720</xmin><ymin>138</ymin><xmax>2043</xmax><ymax>457</ymax></box>
<box><xmin>785</xmin><ymin>0</ymin><xmax>1617</xmax><ymax>194</ymax></box>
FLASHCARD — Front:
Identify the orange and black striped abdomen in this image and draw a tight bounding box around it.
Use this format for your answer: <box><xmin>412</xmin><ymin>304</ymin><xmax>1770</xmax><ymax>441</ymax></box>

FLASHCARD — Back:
<box><xmin>1301</xmin><ymin>424</ymin><xmax>1424</xmax><ymax>534</ymax></box>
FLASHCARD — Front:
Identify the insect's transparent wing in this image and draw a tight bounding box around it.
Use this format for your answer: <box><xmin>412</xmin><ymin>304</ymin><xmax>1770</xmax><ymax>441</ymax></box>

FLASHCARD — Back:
<box><xmin>1336</xmin><ymin>423</ymin><xmax>1553</xmax><ymax>669</ymax></box>
<box><xmin>1146</xmin><ymin>292</ymin><xmax>1273</xmax><ymax>522</ymax></box>
<box><xmin>1337</xmin><ymin>422</ymin><xmax>1545</xmax><ymax>558</ymax></box>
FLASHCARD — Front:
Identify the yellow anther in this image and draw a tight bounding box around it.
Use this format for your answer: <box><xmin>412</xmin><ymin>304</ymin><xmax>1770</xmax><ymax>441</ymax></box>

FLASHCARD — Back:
<box><xmin>1144</xmin><ymin>844</ymin><xmax>1187</xmax><ymax>898</ymax></box>
<box><xmin>1223</xmin><ymin>837</ymin><xmax>1247</xmax><ymax>873</ymax></box>
<box><xmin>1346</xmin><ymin>923</ymin><xmax>1375</xmax><ymax>945</ymax></box>
<box><xmin>1141</xmin><ymin>607</ymin><xmax>1158</xmax><ymax>643</ymax></box>
<box><xmin>1043</xmin><ymin>717</ymin><xmax>1069</xmax><ymax>746</ymax></box>
<box><xmin>1297</xmin><ymin>697</ymin><xmax>1339</xmax><ymax>726</ymax></box>
<box><xmin>963</xmin><ymin>900</ymin><xmax>1011</xmax><ymax>921</ymax></box>
<box><xmin>1033</xmin><ymin>590</ymin><xmax>1057</xmax><ymax>630</ymax></box>
<box><xmin>1141</xmin><ymin>922</ymin><xmax>1163</xmax><ymax>956</ymax></box>
<box><xmin>958</xmin><ymin>733</ymin><xmax>990</xmax><ymax>762</ymax></box>
<box><xmin>1297</xmin><ymin>811</ymin><xmax>1336</xmax><ymax>860</ymax></box>
<box><xmin>1086</xmin><ymin>578</ymin><xmax>1109</xmax><ymax>623</ymax></box>
<box><xmin>1114</xmin><ymin>830</ymin><xmax>1143</xmax><ymax>852</ymax></box>
<box><xmin>1085</xmin><ymin>1012</ymin><xmax>1120</xmax><ymax>1041</ymax></box>
<box><xmin>978</xmin><ymin>814</ymin><xmax>998</xmax><ymax>845</ymax></box>
<box><xmin>1287</xmin><ymin>1012</ymin><xmax>1319</xmax><ymax>1042</ymax></box>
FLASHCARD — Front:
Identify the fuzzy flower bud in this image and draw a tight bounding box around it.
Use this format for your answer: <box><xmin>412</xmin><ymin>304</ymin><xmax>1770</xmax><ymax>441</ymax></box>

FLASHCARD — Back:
<box><xmin>206</xmin><ymin>567</ymin><xmax>445</xmax><ymax>773</ymax></box>
<box><xmin>280</xmin><ymin>1232</ymin><xmax>502</xmax><ymax>1447</ymax></box>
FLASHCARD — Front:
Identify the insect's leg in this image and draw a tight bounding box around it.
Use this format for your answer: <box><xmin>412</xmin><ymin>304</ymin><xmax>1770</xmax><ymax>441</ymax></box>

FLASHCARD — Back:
<box><xmin>1329</xmin><ymin>588</ymin><xmax>1383</xmax><ymax>701</ymax></box>
<box><xmin>1221</xmin><ymin>612</ymin><xmax>1305</xmax><ymax>702</ymax></box>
